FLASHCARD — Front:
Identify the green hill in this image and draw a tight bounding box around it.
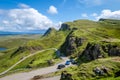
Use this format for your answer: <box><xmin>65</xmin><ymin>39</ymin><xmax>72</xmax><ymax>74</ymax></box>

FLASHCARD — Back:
<box><xmin>0</xmin><ymin>19</ymin><xmax>120</xmax><ymax>79</ymax></box>
<box><xmin>59</xmin><ymin>19</ymin><xmax>120</xmax><ymax>80</ymax></box>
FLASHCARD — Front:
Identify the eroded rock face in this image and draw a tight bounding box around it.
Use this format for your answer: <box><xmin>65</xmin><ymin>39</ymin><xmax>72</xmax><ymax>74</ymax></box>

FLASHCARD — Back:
<box><xmin>108</xmin><ymin>45</ymin><xmax>120</xmax><ymax>56</ymax></box>
<box><xmin>80</xmin><ymin>43</ymin><xmax>120</xmax><ymax>61</ymax></box>
<box><xmin>81</xmin><ymin>43</ymin><xmax>101</xmax><ymax>61</ymax></box>
<box><xmin>59</xmin><ymin>23</ymin><xmax>71</xmax><ymax>31</ymax></box>
<box><xmin>75</xmin><ymin>37</ymin><xmax>84</xmax><ymax>47</ymax></box>
<box><xmin>66</xmin><ymin>36</ymin><xmax>76</xmax><ymax>55</ymax></box>
<box><xmin>43</xmin><ymin>27</ymin><xmax>56</xmax><ymax>36</ymax></box>
<box><xmin>60</xmin><ymin>34</ymin><xmax>84</xmax><ymax>56</ymax></box>
<box><xmin>66</xmin><ymin>36</ymin><xmax>84</xmax><ymax>55</ymax></box>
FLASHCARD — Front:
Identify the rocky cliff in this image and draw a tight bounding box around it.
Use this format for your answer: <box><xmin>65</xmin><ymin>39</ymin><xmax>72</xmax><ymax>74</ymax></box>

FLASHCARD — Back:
<box><xmin>60</xmin><ymin>30</ymin><xmax>84</xmax><ymax>56</ymax></box>
<box><xmin>79</xmin><ymin>42</ymin><xmax>120</xmax><ymax>61</ymax></box>
<box><xmin>43</xmin><ymin>27</ymin><xmax>56</xmax><ymax>36</ymax></box>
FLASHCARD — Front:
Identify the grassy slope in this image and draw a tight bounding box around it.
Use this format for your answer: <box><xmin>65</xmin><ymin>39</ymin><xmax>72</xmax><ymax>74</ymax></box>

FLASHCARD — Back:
<box><xmin>59</xmin><ymin>19</ymin><xmax>120</xmax><ymax>80</ymax></box>
<box><xmin>66</xmin><ymin>19</ymin><xmax>120</xmax><ymax>41</ymax></box>
<box><xmin>0</xmin><ymin>34</ymin><xmax>42</xmax><ymax>48</ymax></box>
<box><xmin>64</xmin><ymin>57</ymin><xmax>120</xmax><ymax>80</ymax></box>
<box><xmin>26</xmin><ymin>31</ymin><xmax>67</xmax><ymax>49</ymax></box>
<box><xmin>0</xmin><ymin>31</ymin><xmax>68</xmax><ymax>73</ymax></box>
<box><xmin>0</xmin><ymin>19</ymin><xmax>120</xmax><ymax>79</ymax></box>
<box><xmin>63</xmin><ymin>19</ymin><xmax>120</xmax><ymax>57</ymax></box>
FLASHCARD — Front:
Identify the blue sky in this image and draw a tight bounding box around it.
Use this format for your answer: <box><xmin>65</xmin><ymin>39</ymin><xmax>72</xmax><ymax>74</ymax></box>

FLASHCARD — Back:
<box><xmin>0</xmin><ymin>0</ymin><xmax>120</xmax><ymax>32</ymax></box>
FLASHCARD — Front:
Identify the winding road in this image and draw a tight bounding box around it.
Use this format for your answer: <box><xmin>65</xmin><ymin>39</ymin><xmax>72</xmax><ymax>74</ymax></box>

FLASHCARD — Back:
<box><xmin>0</xmin><ymin>48</ymin><xmax>69</xmax><ymax>80</ymax></box>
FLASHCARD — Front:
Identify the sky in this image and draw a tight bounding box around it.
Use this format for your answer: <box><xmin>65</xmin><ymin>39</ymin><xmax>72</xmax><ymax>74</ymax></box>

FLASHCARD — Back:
<box><xmin>0</xmin><ymin>0</ymin><xmax>120</xmax><ymax>32</ymax></box>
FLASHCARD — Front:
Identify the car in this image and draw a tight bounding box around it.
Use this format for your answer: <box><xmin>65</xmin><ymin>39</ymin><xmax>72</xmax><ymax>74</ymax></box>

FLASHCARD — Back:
<box><xmin>71</xmin><ymin>60</ymin><xmax>77</xmax><ymax>64</ymax></box>
<box><xmin>57</xmin><ymin>64</ymin><xmax>65</xmax><ymax>69</ymax></box>
<box><xmin>65</xmin><ymin>61</ymin><xmax>70</xmax><ymax>65</ymax></box>
<box><xmin>70</xmin><ymin>59</ymin><xmax>74</xmax><ymax>62</ymax></box>
<box><xmin>70</xmin><ymin>59</ymin><xmax>77</xmax><ymax>64</ymax></box>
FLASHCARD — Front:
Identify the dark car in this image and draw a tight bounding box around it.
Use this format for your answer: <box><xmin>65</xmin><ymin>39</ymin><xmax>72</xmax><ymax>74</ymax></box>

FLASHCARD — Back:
<box><xmin>71</xmin><ymin>60</ymin><xmax>77</xmax><ymax>64</ymax></box>
<box><xmin>57</xmin><ymin>64</ymin><xmax>65</xmax><ymax>69</ymax></box>
<box><xmin>70</xmin><ymin>59</ymin><xmax>77</xmax><ymax>64</ymax></box>
<box><xmin>65</xmin><ymin>61</ymin><xmax>70</xmax><ymax>65</ymax></box>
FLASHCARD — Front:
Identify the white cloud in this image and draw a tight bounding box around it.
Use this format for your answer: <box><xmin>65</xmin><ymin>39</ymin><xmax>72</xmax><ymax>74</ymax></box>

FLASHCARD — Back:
<box><xmin>54</xmin><ymin>21</ymin><xmax>62</xmax><ymax>30</ymax></box>
<box><xmin>81</xmin><ymin>13</ymin><xmax>88</xmax><ymax>18</ymax></box>
<box><xmin>18</xmin><ymin>3</ymin><xmax>30</xmax><ymax>8</ymax></box>
<box><xmin>96</xmin><ymin>9</ymin><xmax>120</xmax><ymax>20</ymax></box>
<box><xmin>47</xmin><ymin>5</ymin><xmax>58</xmax><ymax>14</ymax></box>
<box><xmin>0</xmin><ymin>4</ymin><xmax>55</xmax><ymax>32</ymax></box>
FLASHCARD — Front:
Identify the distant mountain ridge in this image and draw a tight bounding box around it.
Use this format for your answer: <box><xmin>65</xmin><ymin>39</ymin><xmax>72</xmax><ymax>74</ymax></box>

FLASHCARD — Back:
<box><xmin>0</xmin><ymin>30</ymin><xmax>46</xmax><ymax>36</ymax></box>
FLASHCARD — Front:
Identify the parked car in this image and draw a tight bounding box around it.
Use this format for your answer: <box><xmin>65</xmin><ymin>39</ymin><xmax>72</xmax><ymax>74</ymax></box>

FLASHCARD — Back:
<box><xmin>57</xmin><ymin>64</ymin><xmax>65</xmax><ymax>69</ymax></box>
<box><xmin>70</xmin><ymin>59</ymin><xmax>74</xmax><ymax>62</ymax></box>
<box><xmin>71</xmin><ymin>60</ymin><xmax>77</xmax><ymax>64</ymax></box>
<box><xmin>65</xmin><ymin>61</ymin><xmax>71</xmax><ymax>65</ymax></box>
<box><xmin>70</xmin><ymin>59</ymin><xmax>77</xmax><ymax>64</ymax></box>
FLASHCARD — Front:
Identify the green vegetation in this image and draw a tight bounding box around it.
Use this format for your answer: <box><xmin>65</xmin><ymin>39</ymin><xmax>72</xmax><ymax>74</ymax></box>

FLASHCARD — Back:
<box><xmin>0</xmin><ymin>34</ymin><xmax>42</xmax><ymax>48</ymax></box>
<box><xmin>58</xmin><ymin>19</ymin><xmax>120</xmax><ymax>80</ymax></box>
<box><xmin>0</xmin><ymin>31</ymin><xmax>67</xmax><ymax>74</ymax></box>
<box><xmin>62</xmin><ymin>57</ymin><xmax>120</xmax><ymax>80</ymax></box>
<box><xmin>0</xmin><ymin>19</ymin><xmax>120</xmax><ymax>80</ymax></box>
<box><xmin>12</xmin><ymin>50</ymin><xmax>60</xmax><ymax>70</ymax></box>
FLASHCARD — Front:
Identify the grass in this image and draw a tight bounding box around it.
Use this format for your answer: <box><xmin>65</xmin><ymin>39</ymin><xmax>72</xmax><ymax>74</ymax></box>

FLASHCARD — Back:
<box><xmin>0</xmin><ymin>31</ymin><xmax>67</xmax><ymax>75</ymax></box>
<box><xmin>60</xmin><ymin>18</ymin><xmax>120</xmax><ymax>58</ymax></box>
<box><xmin>99</xmin><ymin>76</ymin><xmax>120</xmax><ymax>80</ymax></box>
<box><xmin>0</xmin><ymin>19</ymin><xmax>120</xmax><ymax>79</ymax></box>
<box><xmin>33</xmin><ymin>57</ymin><xmax>120</xmax><ymax>80</ymax></box>
<box><xmin>0</xmin><ymin>34</ymin><xmax>42</xmax><ymax>48</ymax></box>
<box><xmin>12</xmin><ymin>50</ymin><xmax>60</xmax><ymax>70</ymax></box>
<box><xmin>58</xmin><ymin>57</ymin><xmax>120</xmax><ymax>80</ymax></box>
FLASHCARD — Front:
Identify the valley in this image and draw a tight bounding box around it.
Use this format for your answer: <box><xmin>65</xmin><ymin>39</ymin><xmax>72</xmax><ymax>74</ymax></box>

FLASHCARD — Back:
<box><xmin>0</xmin><ymin>19</ymin><xmax>120</xmax><ymax>80</ymax></box>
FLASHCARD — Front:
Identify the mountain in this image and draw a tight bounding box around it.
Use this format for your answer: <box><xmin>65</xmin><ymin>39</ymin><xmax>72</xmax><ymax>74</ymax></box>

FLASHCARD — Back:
<box><xmin>0</xmin><ymin>19</ymin><xmax>120</xmax><ymax>80</ymax></box>
<box><xmin>43</xmin><ymin>27</ymin><xmax>57</xmax><ymax>36</ymax></box>
<box><xmin>0</xmin><ymin>30</ymin><xmax>46</xmax><ymax>36</ymax></box>
<box><xmin>58</xmin><ymin>19</ymin><xmax>120</xmax><ymax>80</ymax></box>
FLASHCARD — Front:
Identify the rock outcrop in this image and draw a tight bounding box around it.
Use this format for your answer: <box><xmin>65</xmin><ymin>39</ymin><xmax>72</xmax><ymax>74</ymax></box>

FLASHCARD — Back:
<box><xmin>80</xmin><ymin>43</ymin><xmax>102</xmax><ymax>61</ymax></box>
<box><xmin>60</xmin><ymin>71</ymin><xmax>73</xmax><ymax>80</ymax></box>
<box><xmin>60</xmin><ymin>32</ymin><xmax>84</xmax><ymax>56</ymax></box>
<box><xmin>108</xmin><ymin>44</ymin><xmax>120</xmax><ymax>56</ymax></box>
<box><xmin>43</xmin><ymin>27</ymin><xmax>56</xmax><ymax>36</ymax></box>
<box><xmin>93</xmin><ymin>66</ymin><xmax>109</xmax><ymax>76</ymax></box>
<box><xmin>59</xmin><ymin>23</ymin><xmax>71</xmax><ymax>31</ymax></box>
<box><xmin>80</xmin><ymin>43</ymin><xmax>120</xmax><ymax>61</ymax></box>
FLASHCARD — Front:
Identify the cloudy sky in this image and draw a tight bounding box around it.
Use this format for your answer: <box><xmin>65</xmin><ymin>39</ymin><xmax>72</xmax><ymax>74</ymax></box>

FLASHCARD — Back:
<box><xmin>0</xmin><ymin>0</ymin><xmax>120</xmax><ymax>32</ymax></box>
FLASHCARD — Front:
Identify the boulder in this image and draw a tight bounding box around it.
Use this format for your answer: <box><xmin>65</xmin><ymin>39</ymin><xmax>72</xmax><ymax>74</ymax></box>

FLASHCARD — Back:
<box><xmin>115</xmin><ymin>70</ymin><xmax>120</xmax><ymax>77</ymax></box>
<box><xmin>93</xmin><ymin>67</ymin><xmax>104</xmax><ymax>76</ymax></box>
<box><xmin>108</xmin><ymin>44</ymin><xmax>120</xmax><ymax>56</ymax></box>
<box><xmin>47</xmin><ymin>59</ymin><xmax>54</xmax><ymax>65</ymax></box>
<box><xmin>60</xmin><ymin>71</ymin><xmax>73</xmax><ymax>80</ymax></box>
<box><xmin>32</xmin><ymin>75</ymin><xmax>43</xmax><ymax>80</ymax></box>
<box><xmin>93</xmin><ymin>66</ymin><xmax>109</xmax><ymax>76</ymax></box>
